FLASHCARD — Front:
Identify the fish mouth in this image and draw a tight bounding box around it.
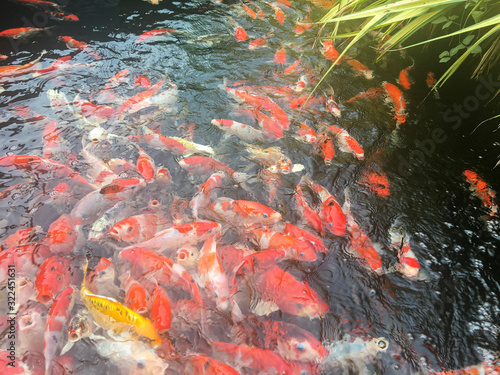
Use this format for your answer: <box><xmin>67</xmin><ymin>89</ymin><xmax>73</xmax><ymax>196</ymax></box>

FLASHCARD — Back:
<box><xmin>37</xmin><ymin>292</ymin><xmax>52</xmax><ymax>304</ymax></box>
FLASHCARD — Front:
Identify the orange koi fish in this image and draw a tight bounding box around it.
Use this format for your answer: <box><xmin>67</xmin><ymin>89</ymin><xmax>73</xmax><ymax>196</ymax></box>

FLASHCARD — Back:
<box><xmin>0</xmin><ymin>52</ymin><xmax>44</xmax><ymax>83</ymax></box>
<box><xmin>150</xmin><ymin>285</ymin><xmax>172</xmax><ymax>334</ymax></box>
<box><xmin>33</xmin><ymin>55</ymin><xmax>72</xmax><ymax>77</ymax></box>
<box><xmin>127</xmin><ymin>133</ymin><xmax>186</xmax><ymax>155</ymax></box>
<box><xmin>289</xmin><ymin>94</ymin><xmax>323</xmax><ymax>110</ymax></box>
<box><xmin>317</xmin><ymin>132</ymin><xmax>336</xmax><ymax>165</ymax></box>
<box><xmin>323</xmin><ymin>124</ymin><xmax>365</xmax><ymax>160</ymax></box>
<box><xmin>295</xmin><ymin>121</ymin><xmax>317</xmax><ymax>144</ymax></box>
<box><xmin>248</xmin><ymin>33</ymin><xmax>271</xmax><ymax>49</ymax></box>
<box><xmin>134</xmin><ymin>75</ymin><xmax>151</xmax><ymax>88</ymax></box>
<box><xmin>358</xmin><ymin>170</ymin><xmax>390</xmax><ymax>198</ymax></box>
<box><xmin>47</xmin><ymin>11</ymin><xmax>79</xmax><ymax>21</ymax></box>
<box><xmin>283</xmin><ymin>223</ymin><xmax>327</xmax><ymax>254</ymax></box>
<box><xmin>345</xmin><ymin>87</ymin><xmax>385</xmax><ymax>103</ymax></box>
<box><xmin>284</xmin><ymin>58</ymin><xmax>301</xmax><ymax>75</ymax></box>
<box><xmin>119</xmin><ymin>247</ymin><xmax>202</xmax><ymax>305</ymax></box>
<box><xmin>118</xmin><ymin>77</ymin><xmax>165</xmax><ymax>112</ymax></box>
<box><xmin>398</xmin><ymin>65</ymin><xmax>413</xmax><ymax>90</ymax></box>
<box><xmin>213</xmin><ymin>342</ymin><xmax>318</xmax><ymax>374</ymax></box>
<box><xmin>241</xmin><ymin>2</ymin><xmax>257</xmax><ymax>18</ymax></box>
<box><xmin>203</xmin><ymin>198</ymin><xmax>282</xmax><ymax>227</ymax></box>
<box><xmin>234</xmin><ymin>26</ymin><xmax>249</xmax><ymax>41</ymax></box>
<box><xmin>59</xmin><ymin>36</ymin><xmax>100</xmax><ymax>59</ymax></box>
<box><xmin>294</xmin><ymin>183</ymin><xmax>324</xmax><ymax>235</ymax></box>
<box><xmin>43</xmin><ymin>214</ymin><xmax>77</xmax><ymax>255</ymax></box>
<box><xmin>267</xmin><ymin>2</ymin><xmax>285</xmax><ymax>24</ymax></box>
<box><xmin>178</xmin><ymin>155</ymin><xmax>234</xmax><ymax>176</ymax></box>
<box><xmin>136</xmin><ymin>28</ymin><xmax>176</xmax><ymax>43</ymax></box>
<box><xmin>464</xmin><ymin>170</ymin><xmax>498</xmax><ymax>217</ymax></box>
<box><xmin>44</xmin><ymin>286</ymin><xmax>75</xmax><ymax>375</ymax></box>
<box><xmin>322</xmin><ymin>39</ymin><xmax>341</xmax><ymax>63</ymax></box>
<box><xmin>136</xmin><ymin>147</ymin><xmax>156</xmax><ymax>181</ymax></box>
<box><xmin>254</xmin><ymin>109</ymin><xmax>284</xmax><ymax>139</ymax></box>
<box><xmin>382</xmin><ymin>81</ymin><xmax>408</xmax><ymax>124</ymax></box>
<box><xmin>274</xmin><ymin>46</ymin><xmax>287</xmax><ymax>65</ymax></box>
<box><xmin>35</xmin><ymin>256</ymin><xmax>73</xmax><ymax>304</ymax></box>
<box><xmin>0</xmin><ymin>27</ymin><xmax>45</xmax><ymax>39</ymax></box>
<box><xmin>344</xmin><ymin>57</ymin><xmax>374</xmax><ymax>79</ymax></box>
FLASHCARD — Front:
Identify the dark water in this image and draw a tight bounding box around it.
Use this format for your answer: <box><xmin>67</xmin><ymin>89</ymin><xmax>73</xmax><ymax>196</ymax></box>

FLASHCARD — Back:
<box><xmin>0</xmin><ymin>0</ymin><xmax>499</xmax><ymax>374</ymax></box>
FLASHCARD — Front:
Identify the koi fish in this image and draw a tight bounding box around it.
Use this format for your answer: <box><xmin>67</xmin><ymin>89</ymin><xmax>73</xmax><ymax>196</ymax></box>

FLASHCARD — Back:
<box><xmin>398</xmin><ymin>65</ymin><xmax>413</xmax><ymax>90</ymax></box>
<box><xmin>109</xmin><ymin>213</ymin><xmax>169</xmax><ymax>244</ymax></box>
<box><xmin>389</xmin><ymin>218</ymin><xmax>420</xmax><ymax>279</ymax></box>
<box><xmin>119</xmin><ymin>247</ymin><xmax>202</xmax><ymax>305</ymax></box>
<box><xmin>284</xmin><ymin>58</ymin><xmax>302</xmax><ymax>75</ymax></box>
<box><xmin>211</xmin><ymin>119</ymin><xmax>264</xmax><ymax>142</ymax></box>
<box><xmin>198</xmin><ymin>236</ymin><xmax>231</xmax><ymax>310</ymax></box>
<box><xmin>35</xmin><ymin>255</ymin><xmax>73</xmax><ymax>304</ymax></box>
<box><xmin>345</xmin><ymin>87</ymin><xmax>384</xmax><ymax>103</ymax></box>
<box><xmin>234</xmin><ymin>26</ymin><xmax>249</xmax><ymax>41</ymax></box>
<box><xmin>190</xmin><ymin>171</ymin><xmax>228</xmax><ymax>219</ymax></box>
<box><xmin>150</xmin><ymin>285</ymin><xmax>172</xmax><ymax>333</ymax></box>
<box><xmin>0</xmin><ymin>51</ymin><xmax>45</xmax><ymax>84</ymax></box>
<box><xmin>47</xmin><ymin>11</ymin><xmax>79</xmax><ymax>21</ymax></box>
<box><xmin>118</xmin><ymin>77</ymin><xmax>166</xmax><ymax>112</ymax></box>
<box><xmin>14</xmin><ymin>0</ymin><xmax>61</xmax><ymax>7</ymax></box>
<box><xmin>134</xmin><ymin>75</ymin><xmax>151</xmax><ymax>88</ymax></box>
<box><xmin>426</xmin><ymin>72</ymin><xmax>440</xmax><ymax>99</ymax></box>
<box><xmin>317</xmin><ymin>132</ymin><xmax>336</xmax><ymax>165</ymax></box>
<box><xmin>292</xmin><ymin>12</ymin><xmax>313</xmax><ymax>34</ymax></box>
<box><xmin>249</xmin><ymin>34</ymin><xmax>270</xmax><ymax>49</ymax></box>
<box><xmin>358</xmin><ymin>170</ymin><xmax>390</xmax><ymax>198</ymax></box>
<box><xmin>326</xmin><ymin>89</ymin><xmax>341</xmax><ymax>117</ymax></box>
<box><xmin>321</xmin><ymin>124</ymin><xmax>365</xmax><ymax>160</ymax></box>
<box><xmin>136</xmin><ymin>28</ymin><xmax>176</xmax><ymax>43</ymax></box>
<box><xmin>182</xmin><ymin>354</ymin><xmax>240</xmax><ymax>374</ymax></box>
<box><xmin>382</xmin><ymin>81</ymin><xmax>408</xmax><ymax>125</ymax></box>
<box><xmin>274</xmin><ymin>46</ymin><xmax>287</xmax><ymax>65</ymax></box>
<box><xmin>464</xmin><ymin>170</ymin><xmax>498</xmax><ymax>217</ymax></box>
<box><xmin>294</xmin><ymin>182</ymin><xmax>324</xmax><ymax>235</ymax></box>
<box><xmin>322</xmin><ymin>39</ymin><xmax>342</xmax><ymax>63</ymax></box>
<box><xmin>254</xmin><ymin>109</ymin><xmax>284</xmax><ymax>139</ymax></box>
<box><xmin>33</xmin><ymin>55</ymin><xmax>72</xmax><ymax>77</ymax></box>
<box><xmin>44</xmin><ymin>286</ymin><xmax>75</xmax><ymax>375</ymax></box>
<box><xmin>344</xmin><ymin>57</ymin><xmax>374</xmax><ymax>79</ymax></box>
<box><xmin>170</xmin><ymin>136</ymin><xmax>214</xmax><ymax>156</ymax></box>
<box><xmin>120</xmin><ymin>272</ymin><xmax>152</xmax><ymax>315</ymax></box>
<box><xmin>1</xmin><ymin>225</ymin><xmax>43</xmax><ymax>249</ymax></box>
<box><xmin>127</xmin><ymin>133</ymin><xmax>186</xmax><ymax>155</ymax></box>
<box><xmin>178</xmin><ymin>155</ymin><xmax>235</xmax><ymax>177</ymax></box>
<box><xmin>59</xmin><ymin>36</ymin><xmax>100</xmax><ymax>59</ymax></box>
<box><xmin>241</xmin><ymin>2</ymin><xmax>257</xmax><ymax>19</ymax></box>
<box><xmin>43</xmin><ymin>214</ymin><xmax>77</xmax><ymax>254</ymax></box>
<box><xmin>0</xmin><ymin>27</ymin><xmax>45</xmax><ymax>39</ymax></box>
<box><xmin>343</xmin><ymin>189</ymin><xmax>383</xmax><ymax>274</ymax></box>
<box><xmin>295</xmin><ymin>121</ymin><xmax>317</xmax><ymax>143</ymax></box>
<box><xmin>283</xmin><ymin>222</ymin><xmax>327</xmax><ymax>254</ymax></box>
<box><xmin>80</xmin><ymin>262</ymin><xmax>161</xmax><ymax>347</ymax></box>
<box><xmin>267</xmin><ymin>2</ymin><xmax>285</xmax><ymax>24</ymax></box>
<box><xmin>289</xmin><ymin>94</ymin><xmax>324</xmax><ymax>110</ymax></box>
<box><xmin>136</xmin><ymin>147</ymin><xmax>156</xmax><ymax>181</ymax></box>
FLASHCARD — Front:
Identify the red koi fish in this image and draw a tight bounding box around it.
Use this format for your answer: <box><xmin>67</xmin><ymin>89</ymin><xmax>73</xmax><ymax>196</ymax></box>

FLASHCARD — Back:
<box><xmin>426</xmin><ymin>72</ymin><xmax>441</xmax><ymax>99</ymax></box>
<box><xmin>248</xmin><ymin>227</ymin><xmax>318</xmax><ymax>262</ymax></box>
<box><xmin>248</xmin><ymin>34</ymin><xmax>270</xmax><ymax>49</ymax></box>
<box><xmin>120</xmin><ymin>272</ymin><xmax>152</xmax><ymax>315</ymax></box>
<box><xmin>35</xmin><ymin>256</ymin><xmax>73</xmax><ymax>304</ymax></box>
<box><xmin>267</xmin><ymin>2</ymin><xmax>285</xmax><ymax>24</ymax></box>
<box><xmin>47</xmin><ymin>11</ymin><xmax>79</xmax><ymax>21</ymax></box>
<box><xmin>344</xmin><ymin>190</ymin><xmax>383</xmax><ymax>274</ymax></box>
<box><xmin>73</xmin><ymin>97</ymin><xmax>120</xmax><ymax>124</ymax></box>
<box><xmin>44</xmin><ymin>214</ymin><xmax>77</xmax><ymax>255</ymax></box>
<box><xmin>295</xmin><ymin>121</ymin><xmax>317</xmax><ymax>143</ymax></box>
<box><xmin>254</xmin><ymin>109</ymin><xmax>284</xmax><ymax>139</ymax></box>
<box><xmin>345</xmin><ymin>87</ymin><xmax>384</xmax><ymax>103</ymax></box>
<box><xmin>398</xmin><ymin>65</ymin><xmax>413</xmax><ymax>90</ymax></box>
<box><xmin>294</xmin><ymin>182</ymin><xmax>324</xmax><ymax>235</ymax></box>
<box><xmin>59</xmin><ymin>36</ymin><xmax>100</xmax><ymax>59</ymax></box>
<box><xmin>382</xmin><ymin>82</ymin><xmax>408</xmax><ymax>124</ymax></box>
<box><xmin>317</xmin><ymin>132</ymin><xmax>336</xmax><ymax>165</ymax></box>
<box><xmin>1</xmin><ymin>226</ymin><xmax>42</xmax><ymax>249</ymax></box>
<box><xmin>198</xmin><ymin>236</ymin><xmax>230</xmax><ymax>310</ymax></box>
<box><xmin>136</xmin><ymin>28</ymin><xmax>176</xmax><ymax>43</ymax></box>
<box><xmin>119</xmin><ymin>247</ymin><xmax>202</xmax><ymax>305</ymax></box>
<box><xmin>119</xmin><ymin>78</ymin><xmax>165</xmax><ymax>112</ymax></box>
<box><xmin>464</xmin><ymin>170</ymin><xmax>498</xmax><ymax>217</ymax></box>
<box><xmin>178</xmin><ymin>155</ymin><xmax>235</xmax><ymax>176</ymax></box>
<box><xmin>150</xmin><ymin>285</ymin><xmax>172</xmax><ymax>333</ymax></box>
<box><xmin>0</xmin><ymin>244</ymin><xmax>51</xmax><ymax>282</ymax></box>
<box><xmin>203</xmin><ymin>198</ymin><xmax>282</xmax><ymax>227</ymax></box>
<box><xmin>136</xmin><ymin>147</ymin><xmax>156</xmax><ymax>181</ymax></box>
<box><xmin>44</xmin><ymin>286</ymin><xmax>75</xmax><ymax>375</ymax></box>
<box><xmin>326</xmin><ymin>91</ymin><xmax>341</xmax><ymax>117</ymax></box>
<box><xmin>284</xmin><ymin>58</ymin><xmax>302</xmax><ymax>75</ymax></box>
<box><xmin>211</xmin><ymin>119</ymin><xmax>264</xmax><ymax>142</ymax></box>
<box><xmin>283</xmin><ymin>222</ymin><xmax>327</xmax><ymax>254</ymax></box>
<box><xmin>190</xmin><ymin>171</ymin><xmax>228</xmax><ymax>219</ymax></box>
<box><xmin>322</xmin><ymin>124</ymin><xmax>365</xmax><ymax>160</ymax></box>
<box><xmin>109</xmin><ymin>213</ymin><xmax>169</xmax><ymax>244</ymax></box>
<box><xmin>292</xmin><ymin>12</ymin><xmax>313</xmax><ymax>34</ymax></box>
<box><xmin>241</xmin><ymin>2</ymin><xmax>257</xmax><ymax>19</ymax></box>
<box><xmin>0</xmin><ymin>27</ymin><xmax>45</xmax><ymax>39</ymax></box>
<box><xmin>127</xmin><ymin>133</ymin><xmax>186</xmax><ymax>155</ymax></box>
<box><xmin>212</xmin><ymin>341</ymin><xmax>319</xmax><ymax>374</ymax></box>
<box><xmin>234</xmin><ymin>26</ymin><xmax>249</xmax><ymax>41</ymax></box>
<box><xmin>358</xmin><ymin>170</ymin><xmax>390</xmax><ymax>198</ymax></box>
<box><xmin>289</xmin><ymin>94</ymin><xmax>324</xmax><ymax>110</ymax></box>
<box><xmin>134</xmin><ymin>75</ymin><xmax>151</xmax><ymax>88</ymax></box>
<box><xmin>0</xmin><ymin>52</ymin><xmax>45</xmax><ymax>84</ymax></box>
<box><xmin>274</xmin><ymin>46</ymin><xmax>287</xmax><ymax>65</ymax></box>
<box><xmin>182</xmin><ymin>354</ymin><xmax>240</xmax><ymax>374</ymax></box>
<box><xmin>33</xmin><ymin>55</ymin><xmax>72</xmax><ymax>77</ymax></box>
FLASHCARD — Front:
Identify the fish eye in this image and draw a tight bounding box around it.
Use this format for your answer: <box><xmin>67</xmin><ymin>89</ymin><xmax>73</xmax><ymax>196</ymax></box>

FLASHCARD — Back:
<box><xmin>328</xmin><ymin>223</ymin><xmax>333</xmax><ymax>228</ymax></box>
<box><xmin>301</xmin><ymin>371</ymin><xmax>309</xmax><ymax>375</ymax></box>
<box><xmin>300</xmin><ymin>252</ymin><xmax>305</xmax><ymax>257</ymax></box>
<box><xmin>137</xmin><ymin>361</ymin><xmax>145</xmax><ymax>369</ymax></box>
<box><xmin>296</xmin><ymin>343</ymin><xmax>306</xmax><ymax>352</ymax></box>
<box><xmin>57</xmin><ymin>275</ymin><xmax>62</xmax><ymax>281</ymax></box>
<box><xmin>302</xmin><ymin>289</ymin><xmax>307</xmax><ymax>294</ymax></box>
<box><xmin>127</xmin><ymin>226</ymin><xmax>133</xmax><ymax>232</ymax></box>
<box><xmin>263</xmin><ymin>213</ymin><xmax>268</xmax><ymax>218</ymax></box>
<box><xmin>378</xmin><ymin>339</ymin><xmax>388</xmax><ymax>350</ymax></box>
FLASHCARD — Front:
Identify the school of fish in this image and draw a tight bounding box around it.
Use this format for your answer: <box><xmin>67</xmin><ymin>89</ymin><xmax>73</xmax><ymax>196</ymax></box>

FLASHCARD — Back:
<box><xmin>0</xmin><ymin>0</ymin><xmax>499</xmax><ymax>374</ymax></box>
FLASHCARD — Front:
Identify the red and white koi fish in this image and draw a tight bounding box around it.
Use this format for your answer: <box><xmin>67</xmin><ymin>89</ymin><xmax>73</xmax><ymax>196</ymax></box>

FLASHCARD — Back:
<box><xmin>295</xmin><ymin>121</ymin><xmax>317</xmax><ymax>143</ymax></box>
<box><xmin>198</xmin><ymin>236</ymin><xmax>231</xmax><ymax>310</ymax></box>
<box><xmin>134</xmin><ymin>75</ymin><xmax>151</xmax><ymax>88</ymax></box>
<box><xmin>344</xmin><ymin>189</ymin><xmax>383</xmax><ymax>274</ymax></box>
<box><xmin>73</xmin><ymin>95</ymin><xmax>120</xmax><ymax>124</ymax></box>
<box><xmin>190</xmin><ymin>171</ymin><xmax>228</xmax><ymax>219</ymax></box>
<box><xmin>59</xmin><ymin>36</ymin><xmax>100</xmax><ymax>59</ymax></box>
<box><xmin>344</xmin><ymin>56</ymin><xmax>374</xmax><ymax>79</ymax></box>
<box><xmin>289</xmin><ymin>94</ymin><xmax>324</xmax><ymax>110</ymax></box>
<box><xmin>109</xmin><ymin>213</ymin><xmax>169</xmax><ymax>244</ymax></box>
<box><xmin>1</xmin><ymin>225</ymin><xmax>43</xmax><ymax>249</ymax></box>
<box><xmin>136</xmin><ymin>28</ymin><xmax>176</xmax><ymax>43</ymax></box>
<box><xmin>44</xmin><ymin>286</ymin><xmax>75</xmax><ymax>375</ymax></box>
<box><xmin>150</xmin><ymin>285</ymin><xmax>172</xmax><ymax>333</ymax></box>
<box><xmin>248</xmin><ymin>34</ymin><xmax>271</xmax><ymax>49</ymax></box>
<box><xmin>283</xmin><ymin>222</ymin><xmax>327</xmax><ymax>254</ymax></box>
<box><xmin>202</xmin><ymin>198</ymin><xmax>282</xmax><ymax>227</ymax></box>
<box><xmin>35</xmin><ymin>255</ymin><xmax>73</xmax><ymax>304</ymax></box>
<box><xmin>389</xmin><ymin>219</ymin><xmax>420</xmax><ymax>279</ymax></box>
<box><xmin>0</xmin><ymin>54</ymin><xmax>7</xmax><ymax>60</ymax></box>
<box><xmin>119</xmin><ymin>247</ymin><xmax>202</xmax><ymax>305</ymax></box>
<box><xmin>47</xmin><ymin>11</ymin><xmax>79</xmax><ymax>21</ymax></box>
<box><xmin>127</xmin><ymin>133</ymin><xmax>186</xmax><ymax>155</ymax></box>
<box><xmin>294</xmin><ymin>181</ymin><xmax>324</xmax><ymax>235</ymax></box>
<box><xmin>136</xmin><ymin>147</ymin><xmax>156</xmax><ymax>181</ymax></box>
<box><xmin>178</xmin><ymin>155</ymin><xmax>235</xmax><ymax>176</ymax></box>
<box><xmin>211</xmin><ymin>119</ymin><xmax>264</xmax><ymax>142</ymax></box>
<box><xmin>0</xmin><ymin>51</ymin><xmax>45</xmax><ymax>84</ymax></box>
<box><xmin>33</xmin><ymin>55</ymin><xmax>72</xmax><ymax>77</ymax></box>
<box><xmin>321</xmin><ymin>124</ymin><xmax>365</xmax><ymax>160</ymax></box>
<box><xmin>345</xmin><ymin>87</ymin><xmax>385</xmax><ymax>103</ymax></box>
<box><xmin>118</xmin><ymin>77</ymin><xmax>165</xmax><ymax>112</ymax></box>
<box><xmin>317</xmin><ymin>132</ymin><xmax>336</xmax><ymax>165</ymax></box>
<box><xmin>43</xmin><ymin>214</ymin><xmax>77</xmax><ymax>255</ymax></box>
<box><xmin>0</xmin><ymin>27</ymin><xmax>45</xmax><ymax>39</ymax></box>
<box><xmin>464</xmin><ymin>170</ymin><xmax>498</xmax><ymax>217</ymax></box>
<box><xmin>254</xmin><ymin>109</ymin><xmax>284</xmax><ymax>139</ymax></box>
<box><xmin>382</xmin><ymin>82</ymin><xmax>408</xmax><ymax>125</ymax></box>
<box><xmin>182</xmin><ymin>354</ymin><xmax>240</xmax><ymax>374</ymax></box>
<box><xmin>284</xmin><ymin>58</ymin><xmax>302</xmax><ymax>75</ymax></box>
<box><xmin>326</xmin><ymin>89</ymin><xmax>341</xmax><ymax>117</ymax></box>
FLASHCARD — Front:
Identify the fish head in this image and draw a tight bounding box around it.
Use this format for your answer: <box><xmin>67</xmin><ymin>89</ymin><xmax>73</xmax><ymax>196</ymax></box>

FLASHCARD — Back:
<box><xmin>35</xmin><ymin>256</ymin><xmax>71</xmax><ymax>304</ymax></box>
<box><xmin>289</xmin><ymin>281</ymin><xmax>329</xmax><ymax>319</ymax></box>
<box><xmin>99</xmin><ymin>178</ymin><xmax>145</xmax><ymax>200</ymax></box>
<box><xmin>68</xmin><ymin>314</ymin><xmax>91</xmax><ymax>342</ymax></box>
<box><xmin>320</xmin><ymin>197</ymin><xmax>346</xmax><ymax>236</ymax></box>
<box><xmin>91</xmin><ymin>257</ymin><xmax>115</xmax><ymax>281</ymax></box>
<box><xmin>276</xmin><ymin>157</ymin><xmax>293</xmax><ymax>174</ymax></box>
<box><xmin>176</xmin><ymin>245</ymin><xmax>200</xmax><ymax>271</ymax></box>
<box><xmin>109</xmin><ymin>217</ymin><xmax>141</xmax><ymax>243</ymax></box>
<box><xmin>278</xmin><ymin>336</ymin><xmax>329</xmax><ymax>363</ymax></box>
<box><xmin>45</xmin><ymin>214</ymin><xmax>77</xmax><ymax>254</ymax></box>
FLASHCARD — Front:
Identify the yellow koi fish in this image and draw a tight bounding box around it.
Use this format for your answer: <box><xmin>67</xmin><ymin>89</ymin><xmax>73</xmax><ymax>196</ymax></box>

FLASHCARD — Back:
<box><xmin>80</xmin><ymin>262</ymin><xmax>161</xmax><ymax>347</ymax></box>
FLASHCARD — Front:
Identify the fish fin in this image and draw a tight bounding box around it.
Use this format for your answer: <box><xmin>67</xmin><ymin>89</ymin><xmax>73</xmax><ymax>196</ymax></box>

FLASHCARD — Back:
<box><xmin>60</xmin><ymin>341</ymin><xmax>74</xmax><ymax>355</ymax></box>
<box><xmin>251</xmin><ymin>298</ymin><xmax>280</xmax><ymax>316</ymax></box>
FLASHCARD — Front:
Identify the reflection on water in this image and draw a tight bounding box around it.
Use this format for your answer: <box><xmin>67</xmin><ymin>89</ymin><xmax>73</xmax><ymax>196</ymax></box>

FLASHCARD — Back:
<box><xmin>0</xmin><ymin>0</ymin><xmax>499</xmax><ymax>374</ymax></box>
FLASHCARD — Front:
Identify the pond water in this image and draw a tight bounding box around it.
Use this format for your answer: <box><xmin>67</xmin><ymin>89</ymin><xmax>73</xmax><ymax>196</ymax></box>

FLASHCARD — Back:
<box><xmin>0</xmin><ymin>0</ymin><xmax>499</xmax><ymax>374</ymax></box>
